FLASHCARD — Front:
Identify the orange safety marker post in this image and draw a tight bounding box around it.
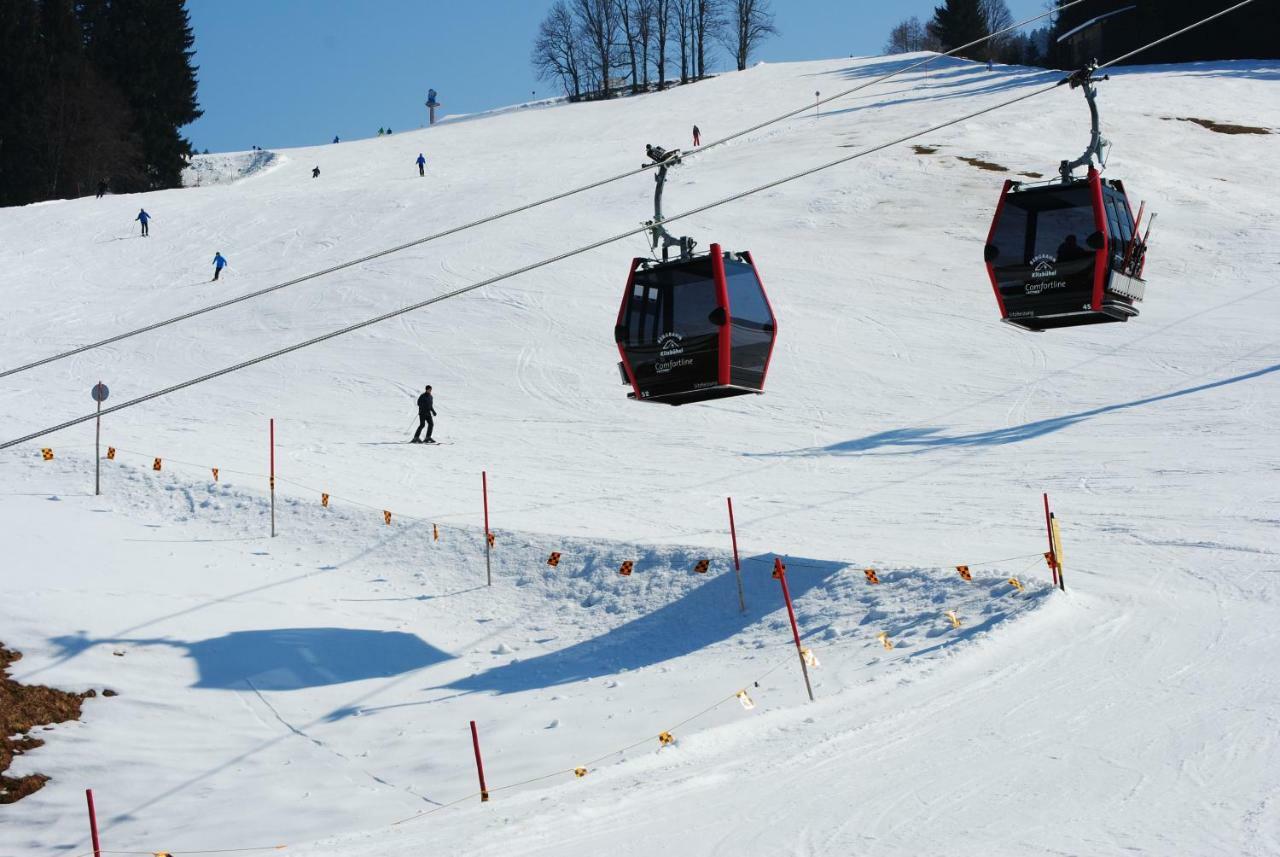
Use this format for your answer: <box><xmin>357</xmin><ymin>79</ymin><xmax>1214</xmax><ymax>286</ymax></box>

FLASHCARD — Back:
<box><xmin>85</xmin><ymin>789</ymin><xmax>102</xmax><ymax>857</ymax></box>
<box><xmin>41</xmin><ymin>448</ymin><xmax>53</xmax><ymax>461</ymax></box>
<box><xmin>211</xmin><ymin>467</ymin><xmax>219</xmax><ymax>482</ymax></box>
<box><xmin>269</xmin><ymin>419</ymin><xmax>276</xmax><ymax>538</ymax></box>
<box><xmin>773</xmin><ymin>557</ymin><xmax>815</xmax><ymax>702</ymax></box>
<box><xmin>1043</xmin><ymin>493</ymin><xmax>1059</xmax><ymax>589</ymax></box>
<box><xmin>547</xmin><ymin>551</ymin><xmax>561</xmax><ymax>567</ymax></box>
<box><xmin>864</xmin><ymin>568</ymin><xmax>881</xmax><ymax>585</ymax></box>
<box><xmin>957</xmin><ymin>565</ymin><xmax>972</xmax><ymax>581</ymax></box>
<box><xmin>106</xmin><ymin>447</ymin><xmax>116</xmax><ymax>460</ymax></box>
<box><xmin>469</xmin><ymin>720</ymin><xmax>490</xmax><ymax>802</ymax></box>
<box><xmin>152</xmin><ymin>457</ymin><xmax>162</xmax><ymax>471</ymax></box>
<box><xmin>619</xmin><ymin>560</ymin><xmax>634</xmax><ymax>576</ymax></box>
<box><xmin>693</xmin><ymin>559</ymin><xmax>709</xmax><ymax>574</ymax></box>
<box><xmin>482</xmin><ymin>471</ymin><xmax>492</xmax><ymax>587</ymax></box>
<box><xmin>727</xmin><ymin>497</ymin><xmax>746</xmax><ymax>613</ymax></box>
<box><xmin>321</xmin><ymin>493</ymin><xmax>329</xmax><ymax>508</ymax></box>
<box><xmin>383</xmin><ymin>510</ymin><xmax>392</xmax><ymax>525</ymax></box>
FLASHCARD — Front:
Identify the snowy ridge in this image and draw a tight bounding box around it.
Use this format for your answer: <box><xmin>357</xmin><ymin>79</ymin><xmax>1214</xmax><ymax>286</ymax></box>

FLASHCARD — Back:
<box><xmin>1</xmin><ymin>52</ymin><xmax>1278</xmax><ymax>855</ymax></box>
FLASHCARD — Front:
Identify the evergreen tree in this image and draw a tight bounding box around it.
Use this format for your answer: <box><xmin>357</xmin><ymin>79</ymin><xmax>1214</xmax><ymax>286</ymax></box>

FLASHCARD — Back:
<box><xmin>927</xmin><ymin>0</ymin><xmax>989</xmax><ymax>61</ymax></box>
<box><xmin>0</xmin><ymin>0</ymin><xmax>49</xmax><ymax>205</ymax></box>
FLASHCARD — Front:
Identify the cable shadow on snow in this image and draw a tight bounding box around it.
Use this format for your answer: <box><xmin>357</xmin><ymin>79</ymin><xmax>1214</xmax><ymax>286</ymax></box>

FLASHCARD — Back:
<box><xmin>428</xmin><ymin>552</ymin><xmax>846</xmax><ymax>699</ymax></box>
<box><xmin>750</xmin><ymin>362</ymin><xmax>1280</xmax><ymax>459</ymax></box>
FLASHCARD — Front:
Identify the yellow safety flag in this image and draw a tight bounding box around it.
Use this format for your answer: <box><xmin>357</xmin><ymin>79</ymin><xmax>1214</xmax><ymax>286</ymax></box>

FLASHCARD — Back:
<box><xmin>106</xmin><ymin>446</ymin><xmax>116</xmax><ymax>460</ymax></box>
<box><xmin>946</xmin><ymin>610</ymin><xmax>962</xmax><ymax>629</ymax></box>
<box><xmin>736</xmin><ymin>689</ymin><xmax>755</xmax><ymax>710</ymax></box>
<box><xmin>801</xmin><ymin>647</ymin><xmax>820</xmax><ymax>668</ymax></box>
<box><xmin>383</xmin><ymin>510</ymin><xmax>392</xmax><ymax>525</ymax></box>
<box><xmin>658</xmin><ymin>731</ymin><xmax>674</xmax><ymax>747</ymax></box>
<box><xmin>433</xmin><ymin>523</ymin><xmax>439</xmax><ymax>541</ymax></box>
<box><xmin>41</xmin><ymin>448</ymin><xmax>53</xmax><ymax>461</ymax></box>
<box><xmin>877</xmin><ymin>631</ymin><xmax>894</xmax><ymax>651</ymax></box>
<box><xmin>864</xmin><ymin>568</ymin><xmax>880</xmax><ymax>585</ymax></box>
<box><xmin>152</xmin><ymin>457</ymin><xmax>162</xmax><ymax>471</ymax></box>
<box><xmin>574</xmin><ymin>766</ymin><xmax>588</xmax><ymax>778</ymax></box>
<box><xmin>956</xmin><ymin>565</ymin><xmax>972</xmax><ymax>581</ymax></box>
<box><xmin>1008</xmin><ymin>577</ymin><xmax>1024</xmax><ymax>593</ymax></box>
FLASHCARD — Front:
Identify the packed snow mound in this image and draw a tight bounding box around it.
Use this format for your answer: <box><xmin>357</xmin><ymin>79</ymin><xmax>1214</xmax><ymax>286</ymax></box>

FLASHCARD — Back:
<box><xmin>182</xmin><ymin>148</ymin><xmax>282</xmax><ymax>187</ymax></box>
<box><xmin>1</xmin><ymin>53</ymin><xmax>1278</xmax><ymax>856</ymax></box>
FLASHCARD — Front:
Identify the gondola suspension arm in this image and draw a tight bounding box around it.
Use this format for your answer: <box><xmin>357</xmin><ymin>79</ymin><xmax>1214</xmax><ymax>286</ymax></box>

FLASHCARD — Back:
<box><xmin>1058</xmin><ymin>63</ymin><xmax>1111</xmax><ymax>181</ymax></box>
<box><xmin>645</xmin><ymin>145</ymin><xmax>696</xmax><ymax>261</ymax></box>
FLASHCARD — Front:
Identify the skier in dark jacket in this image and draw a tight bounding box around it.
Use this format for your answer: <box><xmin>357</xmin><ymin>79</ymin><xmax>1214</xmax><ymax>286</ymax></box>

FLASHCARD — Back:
<box><xmin>212</xmin><ymin>251</ymin><xmax>228</xmax><ymax>281</ymax></box>
<box><xmin>96</xmin><ymin>179</ymin><xmax>108</xmax><ymax>198</ymax></box>
<box><xmin>312</xmin><ymin>166</ymin><xmax>320</xmax><ymax>178</ymax></box>
<box><xmin>136</xmin><ymin>209</ymin><xmax>151</xmax><ymax>236</ymax></box>
<box><xmin>416</xmin><ymin>153</ymin><xmax>426</xmax><ymax>176</ymax></box>
<box><xmin>411</xmin><ymin>385</ymin><xmax>437</xmax><ymax>443</ymax></box>
<box><xmin>692</xmin><ymin>125</ymin><xmax>701</xmax><ymax>146</ymax></box>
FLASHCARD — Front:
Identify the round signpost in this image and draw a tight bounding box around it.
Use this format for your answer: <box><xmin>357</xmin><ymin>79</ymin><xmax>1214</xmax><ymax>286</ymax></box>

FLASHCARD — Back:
<box><xmin>91</xmin><ymin>382</ymin><xmax>109</xmax><ymax>495</ymax></box>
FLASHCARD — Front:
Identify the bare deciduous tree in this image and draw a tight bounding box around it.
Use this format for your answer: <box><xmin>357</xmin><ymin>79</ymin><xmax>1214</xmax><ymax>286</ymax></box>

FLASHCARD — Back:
<box><xmin>719</xmin><ymin>0</ymin><xmax>777</xmax><ymax>72</ymax></box>
<box><xmin>674</xmin><ymin>0</ymin><xmax>692</xmax><ymax>83</ymax></box>
<box><xmin>692</xmin><ymin>0</ymin><xmax>723</xmax><ymax>79</ymax></box>
<box><xmin>532</xmin><ymin>0</ymin><xmax>585</xmax><ymax>98</ymax></box>
<box><xmin>576</xmin><ymin>0</ymin><xmax>623</xmax><ymax>95</ymax></box>
<box><xmin>652</xmin><ymin>0</ymin><xmax>672</xmax><ymax>88</ymax></box>
<box><xmin>884</xmin><ymin>16</ymin><xmax>927</xmax><ymax>54</ymax></box>
<box><xmin>981</xmin><ymin>0</ymin><xmax>1015</xmax><ymax>60</ymax></box>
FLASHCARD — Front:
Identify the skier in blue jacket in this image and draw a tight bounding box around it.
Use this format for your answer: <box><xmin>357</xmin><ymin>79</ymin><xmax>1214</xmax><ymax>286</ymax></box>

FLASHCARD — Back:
<box><xmin>136</xmin><ymin>209</ymin><xmax>151</xmax><ymax>237</ymax></box>
<box><xmin>416</xmin><ymin>153</ymin><xmax>426</xmax><ymax>177</ymax></box>
<box><xmin>212</xmin><ymin>251</ymin><xmax>228</xmax><ymax>281</ymax></box>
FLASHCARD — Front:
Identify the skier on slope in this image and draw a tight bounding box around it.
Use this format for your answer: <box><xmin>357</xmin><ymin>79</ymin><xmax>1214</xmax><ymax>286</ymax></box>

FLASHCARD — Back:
<box><xmin>692</xmin><ymin>125</ymin><xmax>701</xmax><ymax>147</ymax></box>
<box><xmin>411</xmin><ymin>385</ymin><xmax>438</xmax><ymax>444</ymax></box>
<box><xmin>136</xmin><ymin>208</ymin><xmax>151</xmax><ymax>237</ymax></box>
<box><xmin>212</xmin><ymin>251</ymin><xmax>228</xmax><ymax>281</ymax></box>
<box><xmin>416</xmin><ymin>153</ymin><xmax>426</xmax><ymax>176</ymax></box>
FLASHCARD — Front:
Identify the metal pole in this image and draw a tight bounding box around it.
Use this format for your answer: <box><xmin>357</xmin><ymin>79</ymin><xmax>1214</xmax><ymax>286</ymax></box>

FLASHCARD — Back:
<box><xmin>482</xmin><ymin>470</ymin><xmax>491</xmax><ymax>587</ymax></box>
<box><xmin>727</xmin><ymin>497</ymin><xmax>745</xmax><ymax>613</ymax></box>
<box><xmin>94</xmin><ymin>390</ymin><xmax>101</xmax><ymax>496</ymax></box>
<box><xmin>469</xmin><ymin>720</ymin><xmax>490</xmax><ymax>802</ymax></box>
<box><xmin>270</xmin><ymin>418</ymin><xmax>276</xmax><ymax>537</ymax></box>
<box><xmin>774</xmin><ymin>558</ymin><xmax>814</xmax><ymax>702</ymax></box>
<box><xmin>85</xmin><ymin>789</ymin><xmax>102</xmax><ymax>857</ymax></box>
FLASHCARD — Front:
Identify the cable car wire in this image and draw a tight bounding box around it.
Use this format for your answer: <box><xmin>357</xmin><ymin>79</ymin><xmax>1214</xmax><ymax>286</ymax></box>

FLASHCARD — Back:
<box><xmin>0</xmin><ymin>0</ymin><xmax>1257</xmax><ymax>452</ymax></box>
<box><xmin>0</xmin><ymin>2</ymin><xmax>1086</xmax><ymax>382</ymax></box>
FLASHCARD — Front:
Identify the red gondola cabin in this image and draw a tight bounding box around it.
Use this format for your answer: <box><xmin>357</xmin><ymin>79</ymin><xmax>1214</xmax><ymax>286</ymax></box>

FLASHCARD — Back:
<box><xmin>615</xmin><ymin>243</ymin><xmax>777</xmax><ymax>405</ymax></box>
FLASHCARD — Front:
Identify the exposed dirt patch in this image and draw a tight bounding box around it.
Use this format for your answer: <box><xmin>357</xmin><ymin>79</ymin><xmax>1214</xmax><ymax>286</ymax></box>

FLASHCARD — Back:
<box><xmin>1022</xmin><ymin>171</ymin><xmax>1045</xmax><ymax>179</ymax></box>
<box><xmin>1</xmin><ymin>644</ymin><xmax>105</xmax><ymax>804</ymax></box>
<box><xmin>912</xmin><ymin>145</ymin><xmax>939</xmax><ymax>155</ymax></box>
<box><xmin>1166</xmin><ymin>116</ymin><xmax>1271</xmax><ymax>135</ymax></box>
<box><xmin>956</xmin><ymin>156</ymin><xmax>1009</xmax><ymax>173</ymax></box>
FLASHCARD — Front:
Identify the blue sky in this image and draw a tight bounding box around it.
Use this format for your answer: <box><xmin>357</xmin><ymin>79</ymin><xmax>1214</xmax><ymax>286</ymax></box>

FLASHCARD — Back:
<box><xmin>185</xmin><ymin>0</ymin><xmax>1046</xmax><ymax>153</ymax></box>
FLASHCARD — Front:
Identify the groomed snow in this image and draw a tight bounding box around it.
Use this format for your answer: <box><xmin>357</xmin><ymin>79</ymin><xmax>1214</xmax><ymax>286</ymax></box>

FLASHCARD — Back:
<box><xmin>1</xmin><ymin>54</ymin><xmax>1278</xmax><ymax>856</ymax></box>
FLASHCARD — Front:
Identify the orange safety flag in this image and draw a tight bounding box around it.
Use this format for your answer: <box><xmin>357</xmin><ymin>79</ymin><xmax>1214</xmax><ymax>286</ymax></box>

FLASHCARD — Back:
<box><xmin>618</xmin><ymin>560</ymin><xmax>634</xmax><ymax>576</ymax></box>
<box><xmin>152</xmin><ymin>457</ymin><xmax>162</xmax><ymax>471</ymax></box>
<box><xmin>574</xmin><ymin>766</ymin><xmax>588</xmax><ymax>778</ymax></box>
<box><xmin>486</xmin><ymin>531</ymin><xmax>496</xmax><ymax>547</ymax></box>
<box><xmin>41</xmin><ymin>448</ymin><xmax>53</xmax><ymax>461</ymax></box>
<box><xmin>693</xmin><ymin>559</ymin><xmax>710</xmax><ymax>574</ymax></box>
<box><xmin>658</xmin><ymin>731</ymin><xmax>674</xmax><ymax>746</ymax></box>
<box><xmin>1044</xmin><ymin>551</ymin><xmax>1057</xmax><ymax>569</ymax></box>
<box><xmin>106</xmin><ymin>446</ymin><xmax>116</xmax><ymax>460</ymax></box>
<box><xmin>1008</xmin><ymin>577</ymin><xmax>1025</xmax><ymax>593</ymax></box>
<box><xmin>801</xmin><ymin>647</ymin><xmax>820</xmax><ymax>668</ymax></box>
<box><xmin>383</xmin><ymin>510</ymin><xmax>392</xmax><ymax>525</ymax></box>
<box><xmin>547</xmin><ymin>551</ymin><xmax>562</xmax><ymax>567</ymax></box>
<box><xmin>321</xmin><ymin>493</ymin><xmax>330</xmax><ymax>508</ymax></box>
<box><xmin>433</xmin><ymin>523</ymin><xmax>439</xmax><ymax>541</ymax></box>
<box><xmin>772</xmin><ymin>557</ymin><xmax>786</xmax><ymax>579</ymax></box>
<box><xmin>864</xmin><ymin>568</ymin><xmax>881</xmax><ymax>585</ymax></box>
<box><xmin>211</xmin><ymin>468</ymin><xmax>219</xmax><ymax>481</ymax></box>
<box><xmin>956</xmin><ymin>565</ymin><xmax>972</xmax><ymax>581</ymax></box>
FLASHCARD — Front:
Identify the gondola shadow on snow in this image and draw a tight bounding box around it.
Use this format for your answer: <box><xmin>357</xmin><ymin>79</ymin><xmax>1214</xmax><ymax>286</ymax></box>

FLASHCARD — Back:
<box><xmin>47</xmin><ymin>627</ymin><xmax>452</xmax><ymax>691</ymax></box>
<box><xmin>433</xmin><ymin>553</ymin><xmax>847</xmax><ymax>698</ymax></box>
<box><xmin>749</xmin><ymin>362</ymin><xmax>1280</xmax><ymax>459</ymax></box>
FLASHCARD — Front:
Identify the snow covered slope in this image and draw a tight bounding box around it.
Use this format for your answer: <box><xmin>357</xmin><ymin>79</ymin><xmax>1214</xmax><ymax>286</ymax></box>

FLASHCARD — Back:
<box><xmin>1</xmin><ymin>54</ymin><xmax>1278</xmax><ymax>856</ymax></box>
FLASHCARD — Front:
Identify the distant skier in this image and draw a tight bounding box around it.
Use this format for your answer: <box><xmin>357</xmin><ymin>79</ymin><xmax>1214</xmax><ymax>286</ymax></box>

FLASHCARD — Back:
<box><xmin>96</xmin><ymin>179</ymin><xmax>108</xmax><ymax>199</ymax></box>
<box><xmin>136</xmin><ymin>208</ymin><xmax>151</xmax><ymax>237</ymax></box>
<box><xmin>312</xmin><ymin>166</ymin><xmax>321</xmax><ymax>178</ymax></box>
<box><xmin>333</xmin><ymin>135</ymin><xmax>340</xmax><ymax>143</ymax></box>
<box><xmin>692</xmin><ymin>125</ymin><xmax>701</xmax><ymax>147</ymax></box>
<box><xmin>378</xmin><ymin>128</ymin><xmax>385</xmax><ymax>136</ymax></box>
<box><xmin>212</xmin><ymin>251</ymin><xmax>228</xmax><ymax>281</ymax></box>
<box><xmin>411</xmin><ymin>385</ymin><xmax>437</xmax><ymax>444</ymax></box>
<box><xmin>386</xmin><ymin>127</ymin><xmax>393</xmax><ymax>134</ymax></box>
<box><xmin>987</xmin><ymin>58</ymin><xmax>994</xmax><ymax>72</ymax></box>
<box><xmin>416</xmin><ymin>153</ymin><xmax>426</xmax><ymax>176</ymax></box>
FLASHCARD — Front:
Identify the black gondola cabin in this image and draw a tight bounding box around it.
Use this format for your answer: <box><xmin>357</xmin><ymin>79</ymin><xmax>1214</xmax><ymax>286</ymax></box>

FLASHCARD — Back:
<box><xmin>985</xmin><ymin>168</ymin><xmax>1146</xmax><ymax>331</ymax></box>
<box><xmin>615</xmin><ymin>243</ymin><xmax>777</xmax><ymax>405</ymax></box>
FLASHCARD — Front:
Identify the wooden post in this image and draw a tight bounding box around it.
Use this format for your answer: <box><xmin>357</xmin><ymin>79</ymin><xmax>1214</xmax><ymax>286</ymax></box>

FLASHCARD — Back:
<box><xmin>469</xmin><ymin>720</ymin><xmax>490</xmax><ymax>802</ymax></box>
<box><xmin>727</xmin><ymin>497</ymin><xmax>746</xmax><ymax>613</ymax></box>
<box><xmin>1043</xmin><ymin>493</ymin><xmax>1057</xmax><ymax>588</ymax></box>
<box><xmin>270</xmin><ymin>419</ymin><xmax>276</xmax><ymax>538</ymax></box>
<box><xmin>774</xmin><ymin>557</ymin><xmax>814</xmax><ymax>702</ymax></box>
<box><xmin>482</xmin><ymin>471</ymin><xmax>491</xmax><ymax>587</ymax></box>
<box><xmin>85</xmin><ymin>789</ymin><xmax>102</xmax><ymax>857</ymax></box>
